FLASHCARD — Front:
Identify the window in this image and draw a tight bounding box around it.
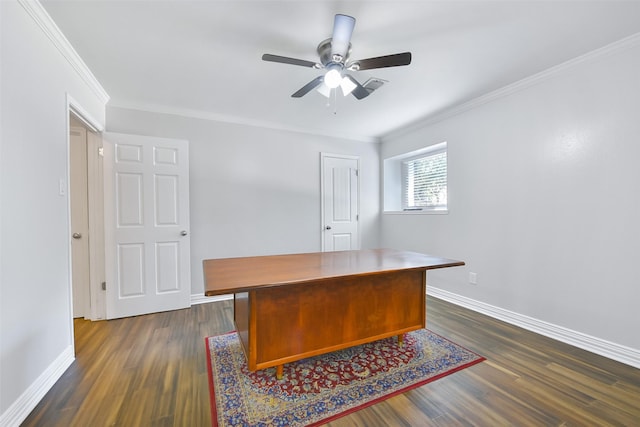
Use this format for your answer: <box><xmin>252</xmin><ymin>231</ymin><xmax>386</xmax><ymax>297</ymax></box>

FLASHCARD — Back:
<box><xmin>402</xmin><ymin>147</ymin><xmax>447</xmax><ymax>210</ymax></box>
<box><xmin>383</xmin><ymin>142</ymin><xmax>448</xmax><ymax>213</ymax></box>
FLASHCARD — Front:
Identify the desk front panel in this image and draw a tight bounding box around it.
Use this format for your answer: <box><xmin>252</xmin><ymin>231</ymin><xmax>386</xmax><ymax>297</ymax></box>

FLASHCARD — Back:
<box><xmin>236</xmin><ymin>268</ymin><xmax>426</xmax><ymax>371</ymax></box>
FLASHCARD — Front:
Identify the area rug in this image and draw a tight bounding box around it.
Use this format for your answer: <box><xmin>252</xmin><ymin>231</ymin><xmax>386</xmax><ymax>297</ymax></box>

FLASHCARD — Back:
<box><xmin>205</xmin><ymin>329</ymin><xmax>484</xmax><ymax>426</ymax></box>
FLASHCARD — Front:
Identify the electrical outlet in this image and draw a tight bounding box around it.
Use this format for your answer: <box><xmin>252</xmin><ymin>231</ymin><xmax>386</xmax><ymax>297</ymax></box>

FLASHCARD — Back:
<box><xmin>469</xmin><ymin>272</ymin><xmax>477</xmax><ymax>285</ymax></box>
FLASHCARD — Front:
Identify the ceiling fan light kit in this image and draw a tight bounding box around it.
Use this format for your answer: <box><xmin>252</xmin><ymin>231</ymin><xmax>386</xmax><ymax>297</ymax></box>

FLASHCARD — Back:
<box><xmin>324</xmin><ymin>64</ymin><xmax>343</xmax><ymax>89</ymax></box>
<box><xmin>262</xmin><ymin>13</ymin><xmax>412</xmax><ymax>102</ymax></box>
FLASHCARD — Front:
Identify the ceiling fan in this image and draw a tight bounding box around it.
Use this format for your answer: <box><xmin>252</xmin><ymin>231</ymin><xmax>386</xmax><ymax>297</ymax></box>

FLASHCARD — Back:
<box><xmin>262</xmin><ymin>14</ymin><xmax>412</xmax><ymax>100</ymax></box>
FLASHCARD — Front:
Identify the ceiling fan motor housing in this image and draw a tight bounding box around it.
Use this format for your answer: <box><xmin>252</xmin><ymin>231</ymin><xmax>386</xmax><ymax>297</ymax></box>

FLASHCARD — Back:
<box><xmin>317</xmin><ymin>38</ymin><xmax>351</xmax><ymax>67</ymax></box>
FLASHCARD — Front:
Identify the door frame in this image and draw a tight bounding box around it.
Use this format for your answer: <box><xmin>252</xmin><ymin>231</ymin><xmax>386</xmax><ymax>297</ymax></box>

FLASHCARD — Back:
<box><xmin>66</xmin><ymin>94</ymin><xmax>106</xmax><ymax>326</ymax></box>
<box><xmin>320</xmin><ymin>152</ymin><xmax>361</xmax><ymax>252</ymax></box>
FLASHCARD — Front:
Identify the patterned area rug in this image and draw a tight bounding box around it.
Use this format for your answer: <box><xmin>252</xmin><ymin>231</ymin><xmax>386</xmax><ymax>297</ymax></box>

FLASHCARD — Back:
<box><xmin>205</xmin><ymin>329</ymin><xmax>484</xmax><ymax>426</ymax></box>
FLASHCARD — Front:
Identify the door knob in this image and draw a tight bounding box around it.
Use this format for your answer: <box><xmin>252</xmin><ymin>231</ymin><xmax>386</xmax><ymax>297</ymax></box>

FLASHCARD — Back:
<box><xmin>72</xmin><ymin>232</ymin><xmax>82</xmax><ymax>239</ymax></box>
<box><xmin>180</xmin><ymin>230</ymin><xmax>188</xmax><ymax>236</ymax></box>
<box><xmin>325</xmin><ymin>226</ymin><xmax>332</xmax><ymax>230</ymax></box>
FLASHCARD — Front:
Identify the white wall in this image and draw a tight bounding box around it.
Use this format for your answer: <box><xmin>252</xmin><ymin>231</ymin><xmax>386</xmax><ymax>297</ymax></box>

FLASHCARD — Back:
<box><xmin>380</xmin><ymin>38</ymin><xmax>640</xmax><ymax>352</ymax></box>
<box><xmin>0</xmin><ymin>1</ymin><xmax>107</xmax><ymax>423</ymax></box>
<box><xmin>105</xmin><ymin>106</ymin><xmax>381</xmax><ymax>295</ymax></box>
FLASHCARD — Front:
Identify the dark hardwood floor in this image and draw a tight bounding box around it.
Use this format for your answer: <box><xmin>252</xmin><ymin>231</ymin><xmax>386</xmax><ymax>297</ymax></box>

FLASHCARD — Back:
<box><xmin>22</xmin><ymin>297</ymin><xmax>640</xmax><ymax>426</ymax></box>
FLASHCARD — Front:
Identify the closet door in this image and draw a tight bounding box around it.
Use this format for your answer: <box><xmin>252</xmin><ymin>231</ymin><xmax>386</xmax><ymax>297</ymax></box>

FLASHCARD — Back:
<box><xmin>321</xmin><ymin>153</ymin><xmax>359</xmax><ymax>252</ymax></box>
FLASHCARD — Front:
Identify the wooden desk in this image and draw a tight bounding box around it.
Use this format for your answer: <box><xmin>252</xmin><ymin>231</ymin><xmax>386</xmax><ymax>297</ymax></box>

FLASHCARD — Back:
<box><xmin>203</xmin><ymin>248</ymin><xmax>464</xmax><ymax>378</ymax></box>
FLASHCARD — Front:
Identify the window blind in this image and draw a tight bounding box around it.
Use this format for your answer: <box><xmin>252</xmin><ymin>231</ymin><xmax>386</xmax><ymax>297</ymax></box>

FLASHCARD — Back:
<box><xmin>403</xmin><ymin>150</ymin><xmax>447</xmax><ymax>209</ymax></box>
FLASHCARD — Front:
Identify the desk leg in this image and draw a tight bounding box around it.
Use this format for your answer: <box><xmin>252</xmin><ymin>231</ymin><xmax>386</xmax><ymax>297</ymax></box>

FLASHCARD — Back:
<box><xmin>276</xmin><ymin>365</ymin><xmax>284</xmax><ymax>380</ymax></box>
<box><xmin>398</xmin><ymin>334</ymin><xmax>404</xmax><ymax>348</ymax></box>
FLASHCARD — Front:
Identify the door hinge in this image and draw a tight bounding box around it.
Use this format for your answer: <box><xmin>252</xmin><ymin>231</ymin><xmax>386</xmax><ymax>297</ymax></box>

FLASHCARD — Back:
<box><xmin>98</xmin><ymin>147</ymin><xmax>104</xmax><ymax>157</ymax></box>
<box><xmin>101</xmin><ymin>281</ymin><xmax>106</xmax><ymax>291</ymax></box>
<box><xmin>355</xmin><ymin>169</ymin><xmax>358</xmax><ymax>177</ymax></box>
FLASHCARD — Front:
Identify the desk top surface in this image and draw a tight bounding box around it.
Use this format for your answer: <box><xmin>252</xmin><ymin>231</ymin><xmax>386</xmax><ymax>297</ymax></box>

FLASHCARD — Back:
<box><xmin>203</xmin><ymin>248</ymin><xmax>464</xmax><ymax>296</ymax></box>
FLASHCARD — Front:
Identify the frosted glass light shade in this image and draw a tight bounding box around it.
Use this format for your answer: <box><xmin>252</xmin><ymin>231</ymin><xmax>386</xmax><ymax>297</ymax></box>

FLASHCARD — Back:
<box><xmin>317</xmin><ymin>83</ymin><xmax>331</xmax><ymax>98</ymax></box>
<box><xmin>324</xmin><ymin>68</ymin><xmax>342</xmax><ymax>89</ymax></box>
<box><xmin>340</xmin><ymin>76</ymin><xmax>357</xmax><ymax>96</ymax></box>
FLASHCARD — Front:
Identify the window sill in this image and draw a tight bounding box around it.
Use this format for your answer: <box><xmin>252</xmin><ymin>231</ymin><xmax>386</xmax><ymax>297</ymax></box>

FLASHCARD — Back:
<box><xmin>383</xmin><ymin>209</ymin><xmax>449</xmax><ymax>215</ymax></box>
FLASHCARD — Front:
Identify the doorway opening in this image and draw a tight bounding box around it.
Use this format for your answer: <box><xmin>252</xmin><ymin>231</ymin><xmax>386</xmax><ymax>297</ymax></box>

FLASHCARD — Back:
<box><xmin>68</xmin><ymin>109</ymin><xmax>106</xmax><ymax>322</ymax></box>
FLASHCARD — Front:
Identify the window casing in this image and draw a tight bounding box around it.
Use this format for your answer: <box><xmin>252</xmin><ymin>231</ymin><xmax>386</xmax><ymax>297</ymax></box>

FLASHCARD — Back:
<box><xmin>383</xmin><ymin>141</ymin><xmax>448</xmax><ymax>214</ymax></box>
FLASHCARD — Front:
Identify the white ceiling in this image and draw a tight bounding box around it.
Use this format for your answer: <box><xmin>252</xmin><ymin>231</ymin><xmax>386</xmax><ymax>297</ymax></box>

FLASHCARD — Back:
<box><xmin>42</xmin><ymin>1</ymin><xmax>640</xmax><ymax>142</ymax></box>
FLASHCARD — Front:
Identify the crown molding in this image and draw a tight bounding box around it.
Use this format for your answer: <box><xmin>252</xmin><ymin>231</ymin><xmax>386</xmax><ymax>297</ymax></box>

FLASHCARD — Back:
<box><xmin>18</xmin><ymin>0</ymin><xmax>110</xmax><ymax>104</ymax></box>
<box><xmin>383</xmin><ymin>31</ymin><xmax>640</xmax><ymax>142</ymax></box>
<box><xmin>108</xmin><ymin>100</ymin><xmax>380</xmax><ymax>144</ymax></box>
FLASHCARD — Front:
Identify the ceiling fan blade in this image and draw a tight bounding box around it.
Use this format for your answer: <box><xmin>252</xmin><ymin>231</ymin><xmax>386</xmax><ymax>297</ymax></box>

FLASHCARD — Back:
<box><xmin>291</xmin><ymin>76</ymin><xmax>325</xmax><ymax>98</ymax></box>
<box><xmin>343</xmin><ymin>75</ymin><xmax>370</xmax><ymax>100</ymax></box>
<box><xmin>351</xmin><ymin>52</ymin><xmax>412</xmax><ymax>71</ymax></box>
<box><xmin>331</xmin><ymin>14</ymin><xmax>356</xmax><ymax>59</ymax></box>
<box><xmin>262</xmin><ymin>54</ymin><xmax>318</xmax><ymax>68</ymax></box>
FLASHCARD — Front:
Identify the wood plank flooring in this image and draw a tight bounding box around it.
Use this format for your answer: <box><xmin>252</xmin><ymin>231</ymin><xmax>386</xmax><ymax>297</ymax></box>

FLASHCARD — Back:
<box><xmin>22</xmin><ymin>297</ymin><xmax>640</xmax><ymax>426</ymax></box>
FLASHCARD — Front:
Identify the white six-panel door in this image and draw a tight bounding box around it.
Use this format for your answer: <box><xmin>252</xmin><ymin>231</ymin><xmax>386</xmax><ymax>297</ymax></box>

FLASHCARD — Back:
<box><xmin>321</xmin><ymin>153</ymin><xmax>360</xmax><ymax>251</ymax></box>
<box><xmin>103</xmin><ymin>132</ymin><xmax>191</xmax><ymax>319</ymax></box>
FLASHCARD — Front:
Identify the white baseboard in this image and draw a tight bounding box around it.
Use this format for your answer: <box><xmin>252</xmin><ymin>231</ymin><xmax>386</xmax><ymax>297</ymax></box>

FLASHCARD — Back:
<box><xmin>428</xmin><ymin>287</ymin><xmax>640</xmax><ymax>369</ymax></box>
<box><xmin>0</xmin><ymin>346</ymin><xmax>75</xmax><ymax>427</ymax></box>
<box><xmin>190</xmin><ymin>292</ymin><xmax>232</xmax><ymax>305</ymax></box>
